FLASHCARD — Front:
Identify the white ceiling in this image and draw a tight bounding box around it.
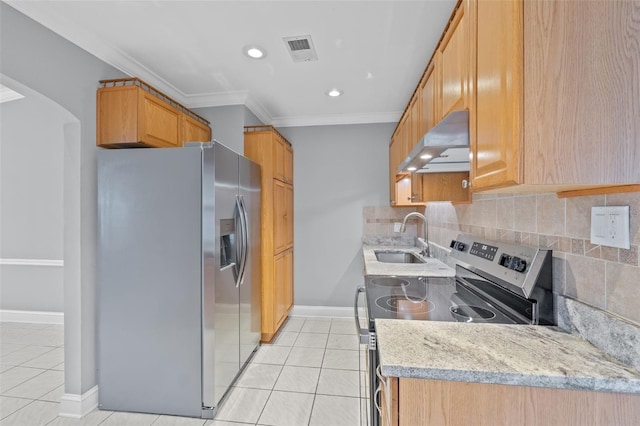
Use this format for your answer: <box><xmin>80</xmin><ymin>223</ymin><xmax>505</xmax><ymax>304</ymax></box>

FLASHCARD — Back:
<box><xmin>5</xmin><ymin>0</ymin><xmax>457</xmax><ymax>127</ymax></box>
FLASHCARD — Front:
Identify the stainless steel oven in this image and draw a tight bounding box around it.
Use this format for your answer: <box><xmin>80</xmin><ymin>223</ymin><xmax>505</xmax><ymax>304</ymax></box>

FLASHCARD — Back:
<box><xmin>355</xmin><ymin>234</ymin><xmax>553</xmax><ymax>426</ymax></box>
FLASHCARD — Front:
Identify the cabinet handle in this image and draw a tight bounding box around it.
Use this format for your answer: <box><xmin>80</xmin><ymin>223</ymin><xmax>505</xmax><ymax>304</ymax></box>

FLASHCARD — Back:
<box><xmin>462</xmin><ymin>179</ymin><xmax>472</xmax><ymax>189</ymax></box>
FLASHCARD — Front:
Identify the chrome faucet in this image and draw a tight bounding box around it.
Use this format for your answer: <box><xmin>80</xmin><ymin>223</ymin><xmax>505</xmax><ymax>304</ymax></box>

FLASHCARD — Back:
<box><xmin>399</xmin><ymin>212</ymin><xmax>430</xmax><ymax>258</ymax></box>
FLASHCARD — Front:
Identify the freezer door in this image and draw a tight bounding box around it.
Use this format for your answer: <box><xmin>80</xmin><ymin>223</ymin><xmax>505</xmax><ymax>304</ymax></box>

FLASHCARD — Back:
<box><xmin>239</xmin><ymin>156</ymin><xmax>262</xmax><ymax>366</ymax></box>
<box><xmin>203</xmin><ymin>143</ymin><xmax>241</xmax><ymax>408</ymax></box>
<box><xmin>97</xmin><ymin>148</ymin><xmax>203</xmax><ymax>417</ymax></box>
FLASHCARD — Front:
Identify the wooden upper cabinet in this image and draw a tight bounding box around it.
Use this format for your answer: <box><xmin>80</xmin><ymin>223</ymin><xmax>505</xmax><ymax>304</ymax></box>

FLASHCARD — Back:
<box><xmin>408</xmin><ymin>94</ymin><xmax>422</xmax><ymax>149</ymax></box>
<box><xmin>398</xmin><ymin>113</ymin><xmax>410</xmax><ymax>161</ymax></box>
<box><xmin>471</xmin><ymin>0</ymin><xmax>640</xmax><ymax>191</ymax></box>
<box><xmin>183</xmin><ymin>114</ymin><xmax>212</xmax><ymax>144</ymax></box>
<box><xmin>419</xmin><ymin>172</ymin><xmax>470</xmax><ymax>203</ymax></box>
<box><xmin>273</xmin><ymin>134</ymin><xmax>293</xmax><ymax>184</ymax></box>
<box><xmin>420</xmin><ymin>61</ymin><xmax>439</xmax><ymax>135</ymax></box>
<box><xmin>470</xmin><ymin>0</ymin><xmax>523</xmax><ymax>190</ymax></box>
<box><xmin>438</xmin><ymin>0</ymin><xmax>469</xmax><ymax>119</ymax></box>
<box><xmin>523</xmin><ymin>0</ymin><xmax>640</xmax><ymax>186</ymax></box>
<box><xmin>284</xmin><ymin>144</ymin><xmax>293</xmax><ymax>184</ymax></box>
<box><xmin>97</xmin><ymin>78</ymin><xmax>211</xmax><ymax>149</ymax></box>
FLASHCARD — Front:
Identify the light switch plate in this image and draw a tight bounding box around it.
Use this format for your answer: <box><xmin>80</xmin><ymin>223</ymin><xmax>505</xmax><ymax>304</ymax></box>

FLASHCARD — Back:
<box><xmin>393</xmin><ymin>222</ymin><xmax>402</xmax><ymax>233</ymax></box>
<box><xmin>590</xmin><ymin>206</ymin><xmax>630</xmax><ymax>249</ymax></box>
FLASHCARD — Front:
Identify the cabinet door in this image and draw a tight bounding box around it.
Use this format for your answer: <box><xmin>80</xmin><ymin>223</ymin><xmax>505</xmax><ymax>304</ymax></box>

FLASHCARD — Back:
<box><xmin>524</xmin><ymin>0</ymin><xmax>640</xmax><ymax>185</ymax></box>
<box><xmin>183</xmin><ymin>114</ymin><xmax>211</xmax><ymax>143</ymax></box>
<box><xmin>139</xmin><ymin>89</ymin><xmax>182</xmax><ymax>148</ymax></box>
<box><xmin>273</xmin><ymin>179</ymin><xmax>287</xmax><ymax>254</ymax></box>
<box><xmin>395</xmin><ymin>176</ymin><xmax>413</xmax><ymax>206</ymax></box>
<box><xmin>471</xmin><ymin>0</ymin><xmax>523</xmax><ymax>190</ymax></box>
<box><xmin>273</xmin><ymin>135</ymin><xmax>286</xmax><ymax>182</ymax></box>
<box><xmin>283</xmin><ymin>249</ymin><xmax>293</xmax><ymax>316</ymax></box>
<box><xmin>389</xmin><ymin>134</ymin><xmax>400</xmax><ymax>206</ymax></box>
<box><xmin>274</xmin><ymin>248</ymin><xmax>293</xmax><ymax>327</ymax></box>
<box><xmin>420</xmin><ymin>61</ymin><xmax>439</xmax><ymax>135</ymax></box>
<box><xmin>439</xmin><ymin>2</ymin><xmax>469</xmax><ymax>118</ymax></box>
<box><xmin>408</xmin><ymin>95</ymin><xmax>420</xmax><ymax>151</ymax></box>
<box><xmin>420</xmin><ymin>172</ymin><xmax>470</xmax><ymax>203</ymax></box>
<box><xmin>285</xmin><ymin>183</ymin><xmax>293</xmax><ymax>248</ymax></box>
<box><xmin>398</xmin><ymin>114</ymin><xmax>410</xmax><ymax>161</ymax></box>
<box><xmin>380</xmin><ymin>375</ymin><xmax>399</xmax><ymax>426</ymax></box>
<box><xmin>284</xmin><ymin>144</ymin><xmax>293</xmax><ymax>184</ymax></box>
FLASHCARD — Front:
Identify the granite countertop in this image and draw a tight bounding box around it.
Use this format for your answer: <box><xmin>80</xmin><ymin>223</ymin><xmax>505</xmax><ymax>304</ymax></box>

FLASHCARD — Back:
<box><xmin>375</xmin><ymin>319</ymin><xmax>640</xmax><ymax>394</ymax></box>
<box><xmin>362</xmin><ymin>245</ymin><xmax>455</xmax><ymax>277</ymax></box>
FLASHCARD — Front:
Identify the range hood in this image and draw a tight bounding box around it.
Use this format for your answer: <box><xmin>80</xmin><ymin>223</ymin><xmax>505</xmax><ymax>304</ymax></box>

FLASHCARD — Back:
<box><xmin>397</xmin><ymin>109</ymin><xmax>470</xmax><ymax>174</ymax></box>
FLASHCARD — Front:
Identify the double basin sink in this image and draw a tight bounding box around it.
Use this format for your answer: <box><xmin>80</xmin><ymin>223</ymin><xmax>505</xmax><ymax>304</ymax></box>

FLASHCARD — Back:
<box><xmin>374</xmin><ymin>250</ymin><xmax>426</xmax><ymax>264</ymax></box>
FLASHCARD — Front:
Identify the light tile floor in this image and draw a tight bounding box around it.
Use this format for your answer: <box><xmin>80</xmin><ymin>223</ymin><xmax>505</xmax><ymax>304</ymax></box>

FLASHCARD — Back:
<box><xmin>0</xmin><ymin>317</ymin><xmax>369</xmax><ymax>426</ymax></box>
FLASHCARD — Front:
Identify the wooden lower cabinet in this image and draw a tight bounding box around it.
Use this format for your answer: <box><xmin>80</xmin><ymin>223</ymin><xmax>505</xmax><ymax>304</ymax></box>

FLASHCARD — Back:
<box><xmin>382</xmin><ymin>377</ymin><xmax>640</xmax><ymax>426</ymax></box>
<box><xmin>274</xmin><ymin>249</ymin><xmax>293</xmax><ymax>329</ymax></box>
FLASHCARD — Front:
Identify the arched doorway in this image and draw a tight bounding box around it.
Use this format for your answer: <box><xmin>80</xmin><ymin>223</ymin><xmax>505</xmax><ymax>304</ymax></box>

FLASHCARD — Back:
<box><xmin>0</xmin><ymin>74</ymin><xmax>83</xmax><ymax>418</ymax></box>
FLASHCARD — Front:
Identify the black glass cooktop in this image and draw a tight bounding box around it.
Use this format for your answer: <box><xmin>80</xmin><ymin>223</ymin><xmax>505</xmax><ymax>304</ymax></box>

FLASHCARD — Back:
<box><xmin>364</xmin><ymin>275</ymin><xmax>523</xmax><ymax>327</ymax></box>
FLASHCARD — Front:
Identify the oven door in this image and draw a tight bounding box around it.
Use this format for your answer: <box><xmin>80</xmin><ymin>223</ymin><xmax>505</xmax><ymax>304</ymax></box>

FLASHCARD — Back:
<box><xmin>354</xmin><ymin>285</ymin><xmax>379</xmax><ymax>426</ymax></box>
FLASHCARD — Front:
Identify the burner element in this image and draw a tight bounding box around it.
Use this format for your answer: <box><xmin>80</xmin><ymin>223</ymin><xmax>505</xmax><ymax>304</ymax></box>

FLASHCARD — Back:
<box><xmin>450</xmin><ymin>305</ymin><xmax>496</xmax><ymax>322</ymax></box>
<box><xmin>369</xmin><ymin>277</ymin><xmax>410</xmax><ymax>287</ymax></box>
<box><xmin>375</xmin><ymin>295</ymin><xmax>435</xmax><ymax>320</ymax></box>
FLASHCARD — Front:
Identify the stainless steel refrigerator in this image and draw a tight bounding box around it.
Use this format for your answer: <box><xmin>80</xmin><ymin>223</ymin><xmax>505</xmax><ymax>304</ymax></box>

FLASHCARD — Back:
<box><xmin>97</xmin><ymin>142</ymin><xmax>261</xmax><ymax>418</ymax></box>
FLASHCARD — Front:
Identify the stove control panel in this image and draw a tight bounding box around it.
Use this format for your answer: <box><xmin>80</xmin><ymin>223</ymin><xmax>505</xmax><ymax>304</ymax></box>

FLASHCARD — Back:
<box><xmin>449</xmin><ymin>234</ymin><xmax>552</xmax><ymax>300</ymax></box>
<box><xmin>469</xmin><ymin>242</ymin><xmax>498</xmax><ymax>261</ymax></box>
<box><xmin>498</xmin><ymin>253</ymin><xmax>527</xmax><ymax>272</ymax></box>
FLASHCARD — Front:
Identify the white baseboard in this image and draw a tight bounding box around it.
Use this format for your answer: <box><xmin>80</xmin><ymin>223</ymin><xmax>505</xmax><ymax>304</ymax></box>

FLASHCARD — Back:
<box><xmin>290</xmin><ymin>305</ymin><xmax>361</xmax><ymax>318</ymax></box>
<box><xmin>59</xmin><ymin>386</ymin><xmax>99</xmax><ymax>418</ymax></box>
<box><xmin>0</xmin><ymin>309</ymin><xmax>64</xmax><ymax>324</ymax></box>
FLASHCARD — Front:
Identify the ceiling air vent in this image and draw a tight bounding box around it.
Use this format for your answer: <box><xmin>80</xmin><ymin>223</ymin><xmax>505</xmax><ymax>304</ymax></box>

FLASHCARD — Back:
<box><xmin>283</xmin><ymin>35</ymin><xmax>318</xmax><ymax>62</ymax></box>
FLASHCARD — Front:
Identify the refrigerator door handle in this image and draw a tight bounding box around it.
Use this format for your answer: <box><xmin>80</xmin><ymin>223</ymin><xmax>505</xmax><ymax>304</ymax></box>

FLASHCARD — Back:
<box><xmin>238</xmin><ymin>195</ymin><xmax>249</xmax><ymax>286</ymax></box>
<box><xmin>234</xmin><ymin>195</ymin><xmax>244</xmax><ymax>288</ymax></box>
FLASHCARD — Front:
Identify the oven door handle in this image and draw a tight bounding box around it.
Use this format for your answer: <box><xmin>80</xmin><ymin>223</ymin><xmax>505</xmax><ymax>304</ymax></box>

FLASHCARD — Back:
<box><xmin>354</xmin><ymin>285</ymin><xmax>370</xmax><ymax>345</ymax></box>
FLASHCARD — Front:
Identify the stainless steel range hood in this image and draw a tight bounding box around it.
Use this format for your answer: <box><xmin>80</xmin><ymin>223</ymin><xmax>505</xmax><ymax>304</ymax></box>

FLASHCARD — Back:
<box><xmin>397</xmin><ymin>109</ymin><xmax>469</xmax><ymax>174</ymax></box>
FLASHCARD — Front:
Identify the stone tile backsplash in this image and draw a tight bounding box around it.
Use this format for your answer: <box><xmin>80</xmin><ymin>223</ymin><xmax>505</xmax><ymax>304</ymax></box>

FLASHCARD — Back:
<box><xmin>362</xmin><ymin>206</ymin><xmax>421</xmax><ymax>246</ymax></box>
<box><xmin>363</xmin><ymin>191</ymin><xmax>640</xmax><ymax>326</ymax></box>
<box><xmin>425</xmin><ymin>191</ymin><xmax>640</xmax><ymax>326</ymax></box>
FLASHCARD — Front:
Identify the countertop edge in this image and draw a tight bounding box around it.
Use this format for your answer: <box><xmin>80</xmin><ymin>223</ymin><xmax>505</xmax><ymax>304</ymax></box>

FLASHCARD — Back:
<box><xmin>379</xmin><ymin>365</ymin><xmax>640</xmax><ymax>394</ymax></box>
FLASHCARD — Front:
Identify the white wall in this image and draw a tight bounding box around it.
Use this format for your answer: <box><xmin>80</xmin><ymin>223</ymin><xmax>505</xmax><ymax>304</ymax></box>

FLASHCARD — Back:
<box><xmin>280</xmin><ymin>123</ymin><xmax>393</xmax><ymax>307</ymax></box>
<box><xmin>193</xmin><ymin>105</ymin><xmax>264</xmax><ymax>154</ymax></box>
<box><xmin>1</xmin><ymin>1</ymin><xmax>126</xmax><ymax>403</ymax></box>
<box><xmin>0</xmin><ymin>80</ymin><xmax>72</xmax><ymax>312</ymax></box>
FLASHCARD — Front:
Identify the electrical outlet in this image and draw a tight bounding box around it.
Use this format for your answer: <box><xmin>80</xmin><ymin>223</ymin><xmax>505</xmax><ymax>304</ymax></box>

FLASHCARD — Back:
<box><xmin>590</xmin><ymin>206</ymin><xmax>630</xmax><ymax>249</ymax></box>
<box><xmin>393</xmin><ymin>222</ymin><xmax>402</xmax><ymax>233</ymax></box>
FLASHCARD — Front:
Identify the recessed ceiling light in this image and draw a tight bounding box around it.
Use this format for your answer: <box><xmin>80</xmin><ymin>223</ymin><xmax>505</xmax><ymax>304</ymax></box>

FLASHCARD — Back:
<box><xmin>326</xmin><ymin>88</ymin><xmax>343</xmax><ymax>97</ymax></box>
<box><xmin>420</xmin><ymin>154</ymin><xmax>433</xmax><ymax>160</ymax></box>
<box><xmin>407</xmin><ymin>166</ymin><xmax>417</xmax><ymax>172</ymax></box>
<box><xmin>243</xmin><ymin>45</ymin><xmax>266</xmax><ymax>59</ymax></box>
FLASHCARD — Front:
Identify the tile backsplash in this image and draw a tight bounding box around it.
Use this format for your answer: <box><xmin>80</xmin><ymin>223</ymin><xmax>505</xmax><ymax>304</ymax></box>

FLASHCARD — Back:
<box><xmin>425</xmin><ymin>191</ymin><xmax>640</xmax><ymax>327</ymax></box>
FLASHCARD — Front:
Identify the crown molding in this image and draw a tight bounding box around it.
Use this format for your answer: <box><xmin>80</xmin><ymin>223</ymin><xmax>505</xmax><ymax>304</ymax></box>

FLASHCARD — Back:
<box><xmin>271</xmin><ymin>111</ymin><xmax>401</xmax><ymax>128</ymax></box>
<box><xmin>244</xmin><ymin>96</ymin><xmax>273</xmax><ymax>126</ymax></box>
<box><xmin>183</xmin><ymin>91</ymin><xmax>249</xmax><ymax>108</ymax></box>
<box><xmin>5</xmin><ymin>1</ymin><xmax>188</xmax><ymax>103</ymax></box>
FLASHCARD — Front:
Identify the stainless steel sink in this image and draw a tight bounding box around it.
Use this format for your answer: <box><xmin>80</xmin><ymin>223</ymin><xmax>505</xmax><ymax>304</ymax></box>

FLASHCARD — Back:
<box><xmin>374</xmin><ymin>250</ymin><xmax>425</xmax><ymax>264</ymax></box>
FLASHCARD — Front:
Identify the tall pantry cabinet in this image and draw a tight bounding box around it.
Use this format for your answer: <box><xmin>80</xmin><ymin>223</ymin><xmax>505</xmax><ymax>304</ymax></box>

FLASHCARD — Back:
<box><xmin>244</xmin><ymin>126</ymin><xmax>294</xmax><ymax>342</ymax></box>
